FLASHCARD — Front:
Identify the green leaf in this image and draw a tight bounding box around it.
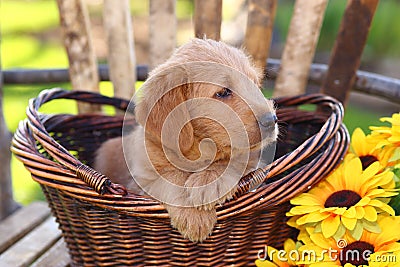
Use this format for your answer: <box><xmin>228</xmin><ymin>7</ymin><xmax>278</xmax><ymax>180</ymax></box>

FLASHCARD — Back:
<box><xmin>362</xmin><ymin>219</ymin><xmax>382</xmax><ymax>233</ymax></box>
<box><xmin>389</xmin><ymin>147</ymin><xmax>400</xmax><ymax>162</ymax></box>
<box><xmin>393</xmin><ymin>168</ymin><xmax>400</xmax><ymax>185</ymax></box>
<box><xmin>333</xmin><ymin>223</ymin><xmax>347</xmax><ymax>241</ymax></box>
<box><xmin>350</xmin><ymin>222</ymin><xmax>364</xmax><ymax>240</ymax></box>
<box><xmin>389</xmin><ymin>193</ymin><xmax>400</xmax><ymax>215</ymax></box>
<box><xmin>314</xmin><ymin>223</ymin><xmax>322</xmax><ymax>233</ymax></box>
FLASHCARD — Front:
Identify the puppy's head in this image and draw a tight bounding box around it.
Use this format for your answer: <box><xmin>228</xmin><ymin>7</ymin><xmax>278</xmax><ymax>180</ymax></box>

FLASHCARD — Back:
<box><xmin>135</xmin><ymin>38</ymin><xmax>277</xmax><ymax>167</ymax></box>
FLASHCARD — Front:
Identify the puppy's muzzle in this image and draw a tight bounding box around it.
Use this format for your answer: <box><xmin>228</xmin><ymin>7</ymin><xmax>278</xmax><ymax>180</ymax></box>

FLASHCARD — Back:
<box><xmin>257</xmin><ymin>112</ymin><xmax>278</xmax><ymax>145</ymax></box>
<box><xmin>258</xmin><ymin>113</ymin><xmax>278</xmax><ymax>131</ymax></box>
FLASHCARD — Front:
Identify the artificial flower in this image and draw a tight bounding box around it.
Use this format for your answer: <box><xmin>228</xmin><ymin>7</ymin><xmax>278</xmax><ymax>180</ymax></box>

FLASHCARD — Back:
<box><xmin>369</xmin><ymin>113</ymin><xmax>400</xmax><ymax>148</ymax></box>
<box><xmin>350</xmin><ymin>128</ymin><xmax>397</xmax><ymax>172</ymax></box>
<box><xmin>287</xmin><ymin>156</ymin><xmax>397</xmax><ymax>240</ymax></box>
<box><xmin>255</xmin><ymin>239</ymin><xmax>300</xmax><ymax>267</ymax></box>
<box><xmin>298</xmin><ymin>215</ymin><xmax>400</xmax><ymax>267</ymax></box>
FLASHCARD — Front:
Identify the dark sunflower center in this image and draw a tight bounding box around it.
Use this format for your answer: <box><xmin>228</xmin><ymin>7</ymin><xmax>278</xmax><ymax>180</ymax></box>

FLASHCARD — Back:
<box><xmin>340</xmin><ymin>241</ymin><xmax>374</xmax><ymax>266</ymax></box>
<box><xmin>324</xmin><ymin>190</ymin><xmax>362</xmax><ymax>208</ymax></box>
<box><xmin>360</xmin><ymin>155</ymin><xmax>378</xmax><ymax>170</ymax></box>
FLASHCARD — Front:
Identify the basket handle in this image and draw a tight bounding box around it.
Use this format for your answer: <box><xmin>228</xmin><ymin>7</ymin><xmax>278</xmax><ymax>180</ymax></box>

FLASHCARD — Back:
<box><xmin>26</xmin><ymin>88</ymin><xmax>130</xmax><ymax>195</ymax></box>
<box><xmin>76</xmin><ymin>164</ymin><xmax>128</xmax><ymax>195</ymax></box>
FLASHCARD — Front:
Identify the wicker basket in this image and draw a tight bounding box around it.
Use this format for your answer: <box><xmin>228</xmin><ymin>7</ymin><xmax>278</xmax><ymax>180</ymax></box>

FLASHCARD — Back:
<box><xmin>12</xmin><ymin>88</ymin><xmax>349</xmax><ymax>266</ymax></box>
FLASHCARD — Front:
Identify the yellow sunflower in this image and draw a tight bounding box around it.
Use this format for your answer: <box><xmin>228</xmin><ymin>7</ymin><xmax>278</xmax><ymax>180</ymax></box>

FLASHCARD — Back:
<box><xmin>255</xmin><ymin>239</ymin><xmax>300</xmax><ymax>267</ymax></box>
<box><xmin>287</xmin><ymin>156</ymin><xmax>397</xmax><ymax>240</ymax></box>
<box><xmin>298</xmin><ymin>215</ymin><xmax>400</xmax><ymax>267</ymax></box>
<box><xmin>350</xmin><ymin>128</ymin><xmax>397</xmax><ymax>172</ymax></box>
<box><xmin>369</xmin><ymin>113</ymin><xmax>400</xmax><ymax>148</ymax></box>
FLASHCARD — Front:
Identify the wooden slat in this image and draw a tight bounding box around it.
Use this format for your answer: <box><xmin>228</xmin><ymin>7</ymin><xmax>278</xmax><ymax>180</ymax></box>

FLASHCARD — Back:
<box><xmin>31</xmin><ymin>239</ymin><xmax>70</xmax><ymax>267</ymax></box>
<box><xmin>103</xmin><ymin>0</ymin><xmax>136</xmax><ymax>100</ymax></box>
<box><xmin>0</xmin><ymin>217</ymin><xmax>62</xmax><ymax>267</ymax></box>
<box><xmin>194</xmin><ymin>0</ymin><xmax>222</xmax><ymax>40</ymax></box>
<box><xmin>0</xmin><ymin>202</ymin><xmax>50</xmax><ymax>253</ymax></box>
<box><xmin>244</xmin><ymin>0</ymin><xmax>277</xmax><ymax>74</ymax></box>
<box><xmin>273</xmin><ymin>0</ymin><xmax>328</xmax><ymax>97</ymax></box>
<box><xmin>149</xmin><ymin>0</ymin><xmax>176</xmax><ymax>70</ymax></box>
<box><xmin>321</xmin><ymin>0</ymin><xmax>379</xmax><ymax>105</ymax></box>
<box><xmin>56</xmin><ymin>0</ymin><xmax>100</xmax><ymax>113</ymax></box>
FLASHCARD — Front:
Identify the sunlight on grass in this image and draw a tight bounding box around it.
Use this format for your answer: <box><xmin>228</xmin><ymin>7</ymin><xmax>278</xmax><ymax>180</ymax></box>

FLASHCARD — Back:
<box><xmin>1</xmin><ymin>0</ymin><xmax>66</xmax><ymax>69</ymax></box>
<box><xmin>1</xmin><ymin>0</ymin><xmax>59</xmax><ymax>35</ymax></box>
<box><xmin>343</xmin><ymin>105</ymin><xmax>387</xmax><ymax>135</ymax></box>
<box><xmin>12</xmin><ymin>157</ymin><xmax>44</xmax><ymax>204</ymax></box>
<box><xmin>2</xmin><ymin>35</ymin><xmax>68</xmax><ymax>68</ymax></box>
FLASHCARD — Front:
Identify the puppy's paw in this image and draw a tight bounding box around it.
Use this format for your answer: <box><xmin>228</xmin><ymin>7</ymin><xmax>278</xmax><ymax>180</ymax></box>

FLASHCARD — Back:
<box><xmin>215</xmin><ymin>185</ymin><xmax>237</xmax><ymax>206</ymax></box>
<box><xmin>184</xmin><ymin>171</ymin><xmax>237</xmax><ymax>209</ymax></box>
<box><xmin>166</xmin><ymin>205</ymin><xmax>217</xmax><ymax>242</ymax></box>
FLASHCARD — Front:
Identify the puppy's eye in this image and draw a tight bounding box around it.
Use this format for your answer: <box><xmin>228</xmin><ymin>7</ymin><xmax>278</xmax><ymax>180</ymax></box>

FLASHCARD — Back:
<box><xmin>215</xmin><ymin>88</ymin><xmax>232</xmax><ymax>99</ymax></box>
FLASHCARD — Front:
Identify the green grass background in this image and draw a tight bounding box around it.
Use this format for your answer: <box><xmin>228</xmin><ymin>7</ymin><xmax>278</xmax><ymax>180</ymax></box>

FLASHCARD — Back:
<box><xmin>2</xmin><ymin>0</ymin><xmax>399</xmax><ymax>204</ymax></box>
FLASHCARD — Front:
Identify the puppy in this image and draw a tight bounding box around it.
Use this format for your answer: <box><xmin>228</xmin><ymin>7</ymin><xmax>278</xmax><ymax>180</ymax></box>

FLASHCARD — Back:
<box><xmin>94</xmin><ymin>38</ymin><xmax>278</xmax><ymax>242</ymax></box>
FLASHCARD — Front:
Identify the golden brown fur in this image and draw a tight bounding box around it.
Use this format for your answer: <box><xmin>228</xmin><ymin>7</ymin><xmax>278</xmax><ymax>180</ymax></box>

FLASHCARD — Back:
<box><xmin>94</xmin><ymin>38</ymin><xmax>277</xmax><ymax>242</ymax></box>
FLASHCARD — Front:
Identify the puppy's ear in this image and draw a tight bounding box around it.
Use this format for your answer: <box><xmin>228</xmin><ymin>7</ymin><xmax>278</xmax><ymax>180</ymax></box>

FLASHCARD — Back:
<box><xmin>135</xmin><ymin>67</ymin><xmax>194</xmax><ymax>154</ymax></box>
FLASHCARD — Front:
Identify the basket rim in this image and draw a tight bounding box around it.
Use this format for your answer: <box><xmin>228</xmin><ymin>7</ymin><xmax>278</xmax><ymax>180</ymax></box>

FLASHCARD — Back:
<box><xmin>11</xmin><ymin>88</ymin><xmax>349</xmax><ymax>219</ymax></box>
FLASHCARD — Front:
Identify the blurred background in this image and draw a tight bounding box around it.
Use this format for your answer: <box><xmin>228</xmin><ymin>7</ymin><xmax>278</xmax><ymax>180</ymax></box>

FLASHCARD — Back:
<box><xmin>2</xmin><ymin>0</ymin><xmax>399</xmax><ymax>204</ymax></box>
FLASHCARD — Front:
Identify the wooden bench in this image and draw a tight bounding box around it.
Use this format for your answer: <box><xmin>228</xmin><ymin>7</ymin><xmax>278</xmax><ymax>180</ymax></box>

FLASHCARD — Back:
<box><xmin>0</xmin><ymin>202</ymin><xmax>70</xmax><ymax>267</ymax></box>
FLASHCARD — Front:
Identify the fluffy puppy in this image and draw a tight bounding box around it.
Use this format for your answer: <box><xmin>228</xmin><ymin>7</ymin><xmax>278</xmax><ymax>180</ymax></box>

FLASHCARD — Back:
<box><xmin>94</xmin><ymin>38</ymin><xmax>278</xmax><ymax>242</ymax></box>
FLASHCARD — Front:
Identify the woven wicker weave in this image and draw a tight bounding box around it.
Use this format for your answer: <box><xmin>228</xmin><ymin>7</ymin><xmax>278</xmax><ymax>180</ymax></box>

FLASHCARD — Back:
<box><xmin>11</xmin><ymin>88</ymin><xmax>349</xmax><ymax>266</ymax></box>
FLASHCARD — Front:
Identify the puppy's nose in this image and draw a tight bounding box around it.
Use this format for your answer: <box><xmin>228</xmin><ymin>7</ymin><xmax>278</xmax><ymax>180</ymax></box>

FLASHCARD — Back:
<box><xmin>258</xmin><ymin>113</ymin><xmax>278</xmax><ymax>129</ymax></box>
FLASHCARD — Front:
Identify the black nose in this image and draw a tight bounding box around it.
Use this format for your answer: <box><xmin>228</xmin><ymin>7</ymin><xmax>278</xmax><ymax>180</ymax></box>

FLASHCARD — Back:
<box><xmin>258</xmin><ymin>113</ymin><xmax>278</xmax><ymax>129</ymax></box>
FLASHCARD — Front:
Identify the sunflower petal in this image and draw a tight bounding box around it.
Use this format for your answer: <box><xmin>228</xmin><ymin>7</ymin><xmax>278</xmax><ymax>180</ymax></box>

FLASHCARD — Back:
<box><xmin>296</xmin><ymin>215</ymin><xmax>309</xmax><ymax>226</ymax></box>
<box><xmin>377</xmin><ymin>203</ymin><xmax>395</xmax><ymax>216</ymax></box>
<box><xmin>355</xmin><ymin>196</ymin><xmax>371</xmax><ymax>207</ymax></box>
<box><xmin>321</xmin><ymin>207</ymin><xmax>338</xmax><ymax>213</ymax></box>
<box><xmin>310</xmin><ymin>233</ymin><xmax>334</xmax><ymax>249</ymax></box>
<box><xmin>369</xmin><ymin>199</ymin><xmax>385</xmax><ymax>208</ymax></box>
<box><xmin>363</xmin><ymin>177</ymin><xmax>387</xmax><ymax>192</ymax></box>
<box><xmin>301</xmin><ymin>212</ymin><xmax>331</xmax><ymax>224</ymax></box>
<box><xmin>380</xmin><ymin>242</ymin><xmax>400</xmax><ymax>252</ymax></box>
<box><xmin>351</xmin><ymin>128</ymin><xmax>368</xmax><ymax>155</ymax></box>
<box><xmin>286</xmin><ymin>216</ymin><xmax>300</xmax><ymax>229</ymax></box>
<box><xmin>342</xmin><ymin>216</ymin><xmax>358</xmax><ymax>230</ymax></box>
<box><xmin>267</xmin><ymin>246</ymin><xmax>285</xmax><ymax>266</ymax></box>
<box><xmin>376</xmin><ymin>170</ymin><xmax>396</xmax><ymax>186</ymax></box>
<box><xmin>355</xmin><ymin>206</ymin><xmax>365</xmax><ymax>219</ymax></box>
<box><xmin>321</xmin><ymin>215</ymin><xmax>340</xmax><ymax>238</ymax></box>
<box><xmin>333</xmin><ymin>207</ymin><xmax>347</xmax><ymax>215</ymax></box>
<box><xmin>289</xmin><ymin>205</ymin><xmax>321</xmax><ymax>215</ymax></box>
<box><xmin>344</xmin><ymin>158</ymin><xmax>363</xmax><ymax>189</ymax></box>
<box><xmin>361</xmin><ymin>161</ymin><xmax>381</xmax><ymax>180</ymax></box>
<box><xmin>343</xmin><ymin>206</ymin><xmax>356</xmax><ymax>218</ymax></box>
<box><xmin>290</xmin><ymin>193</ymin><xmax>322</xmax><ymax>206</ymax></box>
<box><xmin>389</xmin><ymin>136</ymin><xmax>400</xmax><ymax>143</ymax></box>
<box><xmin>283</xmin><ymin>238</ymin><xmax>297</xmax><ymax>252</ymax></box>
<box><xmin>365</xmin><ymin>188</ymin><xmax>386</xmax><ymax>198</ymax></box>
<box><xmin>369</xmin><ymin>199</ymin><xmax>398</xmax><ymax>213</ymax></box>
<box><xmin>374</xmin><ymin>221</ymin><xmax>400</xmax><ymax>248</ymax></box>
<box><xmin>364</xmin><ymin>206</ymin><xmax>378</xmax><ymax>221</ymax></box>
